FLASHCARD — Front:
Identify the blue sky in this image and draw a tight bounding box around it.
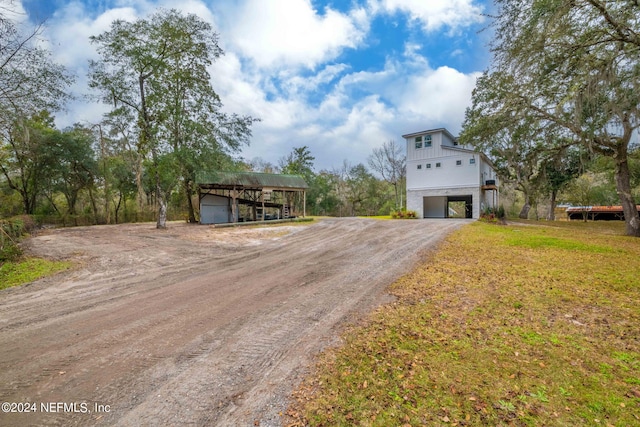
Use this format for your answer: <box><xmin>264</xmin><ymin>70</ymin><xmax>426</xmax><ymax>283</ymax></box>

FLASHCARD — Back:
<box><xmin>16</xmin><ymin>0</ymin><xmax>492</xmax><ymax>171</ymax></box>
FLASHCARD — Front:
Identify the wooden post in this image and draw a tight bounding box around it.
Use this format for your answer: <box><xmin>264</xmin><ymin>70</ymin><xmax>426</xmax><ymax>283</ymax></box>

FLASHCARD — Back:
<box><xmin>303</xmin><ymin>190</ymin><xmax>306</xmax><ymax>218</ymax></box>
<box><xmin>231</xmin><ymin>187</ymin><xmax>237</xmax><ymax>223</ymax></box>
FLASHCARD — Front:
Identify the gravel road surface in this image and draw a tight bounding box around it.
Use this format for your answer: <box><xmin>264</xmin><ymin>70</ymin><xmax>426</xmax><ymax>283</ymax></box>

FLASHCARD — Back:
<box><xmin>0</xmin><ymin>217</ymin><xmax>469</xmax><ymax>426</ymax></box>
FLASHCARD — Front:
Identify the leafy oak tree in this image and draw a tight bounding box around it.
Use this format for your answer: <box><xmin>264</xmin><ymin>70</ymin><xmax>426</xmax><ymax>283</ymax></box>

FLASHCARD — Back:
<box><xmin>89</xmin><ymin>9</ymin><xmax>255</xmax><ymax>227</ymax></box>
<box><xmin>152</xmin><ymin>10</ymin><xmax>256</xmax><ymax>223</ymax></box>
<box><xmin>461</xmin><ymin>0</ymin><xmax>640</xmax><ymax>235</ymax></box>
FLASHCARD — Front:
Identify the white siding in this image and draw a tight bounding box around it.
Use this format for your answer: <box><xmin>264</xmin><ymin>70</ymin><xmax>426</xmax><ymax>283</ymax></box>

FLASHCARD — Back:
<box><xmin>407</xmin><ymin>153</ymin><xmax>479</xmax><ymax>190</ymax></box>
<box><xmin>441</xmin><ymin>132</ymin><xmax>456</xmax><ymax>147</ymax></box>
<box><xmin>407</xmin><ymin>132</ymin><xmax>448</xmax><ymax>162</ymax></box>
<box><xmin>404</xmin><ymin>128</ymin><xmax>499</xmax><ymax>219</ymax></box>
<box><xmin>479</xmin><ymin>158</ymin><xmax>498</xmax><ymax>186</ymax></box>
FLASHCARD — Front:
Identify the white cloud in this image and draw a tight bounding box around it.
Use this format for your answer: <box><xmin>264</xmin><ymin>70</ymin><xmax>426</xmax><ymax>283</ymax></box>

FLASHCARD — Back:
<box><xmin>4</xmin><ymin>1</ymin><xmax>28</xmax><ymax>23</ymax></box>
<box><xmin>285</xmin><ymin>63</ymin><xmax>349</xmax><ymax>95</ymax></box>
<box><xmin>222</xmin><ymin>0</ymin><xmax>368</xmax><ymax>69</ymax></box>
<box><xmin>395</xmin><ymin>66</ymin><xmax>481</xmax><ymax>132</ymax></box>
<box><xmin>379</xmin><ymin>0</ymin><xmax>484</xmax><ymax>33</ymax></box>
<box><xmin>33</xmin><ymin>3</ymin><xmax>141</xmax><ymax>127</ymax></box>
<box><xmin>32</xmin><ymin>0</ymin><xmax>220</xmax><ymax>127</ymax></box>
<box><xmin>238</xmin><ymin>55</ymin><xmax>481</xmax><ymax>170</ymax></box>
<box><xmin>16</xmin><ymin>0</ymin><xmax>485</xmax><ymax>171</ymax></box>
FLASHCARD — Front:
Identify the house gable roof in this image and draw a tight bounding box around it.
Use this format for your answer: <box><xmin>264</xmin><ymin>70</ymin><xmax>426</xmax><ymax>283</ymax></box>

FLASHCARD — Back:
<box><xmin>401</xmin><ymin>127</ymin><xmax>457</xmax><ymax>141</ymax></box>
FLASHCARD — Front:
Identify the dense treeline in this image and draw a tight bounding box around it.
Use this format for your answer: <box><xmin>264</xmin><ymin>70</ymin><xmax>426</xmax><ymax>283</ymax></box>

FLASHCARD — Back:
<box><xmin>252</xmin><ymin>142</ymin><xmax>406</xmax><ymax>217</ymax></box>
<box><xmin>0</xmin><ymin>9</ymin><xmax>406</xmax><ymax>226</ymax></box>
<box><xmin>0</xmin><ymin>129</ymin><xmax>406</xmax><ymax>223</ymax></box>
<box><xmin>2</xmin><ymin>3</ymin><xmax>637</xmax><ymax>232</ymax></box>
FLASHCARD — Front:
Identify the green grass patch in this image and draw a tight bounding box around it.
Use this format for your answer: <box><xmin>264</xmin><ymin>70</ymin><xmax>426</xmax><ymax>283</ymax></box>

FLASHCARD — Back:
<box><xmin>288</xmin><ymin>221</ymin><xmax>640</xmax><ymax>426</ymax></box>
<box><xmin>0</xmin><ymin>258</ymin><xmax>71</xmax><ymax>290</ymax></box>
<box><xmin>506</xmin><ymin>233</ymin><xmax>613</xmax><ymax>253</ymax></box>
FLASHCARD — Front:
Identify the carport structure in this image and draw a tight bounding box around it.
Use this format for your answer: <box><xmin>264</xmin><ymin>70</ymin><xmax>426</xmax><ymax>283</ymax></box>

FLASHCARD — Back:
<box><xmin>196</xmin><ymin>171</ymin><xmax>308</xmax><ymax>224</ymax></box>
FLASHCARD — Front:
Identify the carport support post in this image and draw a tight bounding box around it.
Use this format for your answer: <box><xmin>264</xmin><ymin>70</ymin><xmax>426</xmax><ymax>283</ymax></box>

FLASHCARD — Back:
<box><xmin>231</xmin><ymin>187</ymin><xmax>238</xmax><ymax>223</ymax></box>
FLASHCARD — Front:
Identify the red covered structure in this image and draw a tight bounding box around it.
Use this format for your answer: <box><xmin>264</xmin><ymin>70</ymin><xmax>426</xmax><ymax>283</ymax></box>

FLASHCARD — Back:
<box><xmin>566</xmin><ymin>205</ymin><xmax>640</xmax><ymax>221</ymax></box>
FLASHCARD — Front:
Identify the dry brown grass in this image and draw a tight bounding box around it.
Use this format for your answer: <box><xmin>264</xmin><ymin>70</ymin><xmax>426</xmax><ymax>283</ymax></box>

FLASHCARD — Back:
<box><xmin>287</xmin><ymin>220</ymin><xmax>640</xmax><ymax>426</ymax></box>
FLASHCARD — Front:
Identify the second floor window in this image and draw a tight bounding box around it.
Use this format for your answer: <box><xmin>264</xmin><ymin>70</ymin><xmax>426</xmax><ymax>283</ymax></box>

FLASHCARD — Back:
<box><xmin>415</xmin><ymin>136</ymin><xmax>422</xmax><ymax>149</ymax></box>
<box><xmin>424</xmin><ymin>135</ymin><xmax>432</xmax><ymax>147</ymax></box>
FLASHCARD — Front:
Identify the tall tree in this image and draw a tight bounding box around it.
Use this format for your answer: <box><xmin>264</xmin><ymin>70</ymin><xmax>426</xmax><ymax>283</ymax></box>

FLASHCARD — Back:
<box><xmin>46</xmin><ymin>125</ymin><xmax>98</xmax><ymax>220</ymax></box>
<box><xmin>153</xmin><ymin>10</ymin><xmax>256</xmax><ymax>223</ymax></box>
<box><xmin>89</xmin><ymin>9</ymin><xmax>255</xmax><ymax>227</ymax></box>
<box><xmin>368</xmin><ymin>140</ymin><xmax>406</xmax><ymax>210</ymax></box>
<box><xmin>464</xmin><ymin>0</ymin><xmax>640</xmax><ymax>235</ymax></box>
<box><xmin>0</xmin><ymin>10</ymin><xmax>72</xmax><ymax>124</ymax></box>
<box><xmin>279</xmin><ymin>146</ymin><xmax>315</xmax><ymax>215</ymax></box>
<box><xmin>461</xmin><ymin>93</ymin><xmax>551</xmax><ymax>219</ymax></box>
<box><xmin>89</xmin><ymin>15</ymin><xmax>162</xmax><ymax>225</ymax></box>
<box><xmin>0</xmin><ymin>112</ymin><xmax>56</xmax><ymax>214</ymax></box>
<box><xmin>0</xmin><ymin>11</ymin><xmax>73</xmax><ymax>216</ymax></box>
<box><xmin>279</xmin><ymin>146</ymin><xmax>315</xmax><ymax>182</ymax></box>
<box><xmin>540</xmin><ymin>146</ymin><xmax>585</xmax><ymax>220</ymax></box>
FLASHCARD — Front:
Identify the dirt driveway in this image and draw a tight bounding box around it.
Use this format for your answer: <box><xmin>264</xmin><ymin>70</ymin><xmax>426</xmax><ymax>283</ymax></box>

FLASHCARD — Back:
<box><xmin>0</xmin><ymin>217</ymin><xmax>468</xmax><ymax>426</ymax></box>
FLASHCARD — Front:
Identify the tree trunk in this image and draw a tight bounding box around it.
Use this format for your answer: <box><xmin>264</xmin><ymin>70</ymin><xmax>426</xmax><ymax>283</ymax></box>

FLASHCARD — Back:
<box><xmin>22</xmin><ymin>191</ymin><xmax>32</xmax><ymax>215</ymax></box>
<box><xmin>98</xmin><ymin>125</ymin><xmax>111</xmax><ymax>225</ymax></box>
<box><xmin>156</xmin><ymin>191</ymin><xmax>167</xmax><ymax>229</ymax></box>
<box><xmin>547</xmin><ymin>189</ymin><xmax>557</xmax><ymax>221</ymax></box>
<box><xmin>156</xmin><ymin>169</ymin><xmax>167</xmax><ymax>229</ymax></box>
<box><xmin>114</xmin><ymin>193</ymin><xmax>122</xmax><ymax>224</ymax></box>
<box><xmin>519</xmin><ymin>194</ymin><xmax>531</xmax><ymax>219</ymax></box>
<box><xmin>88</xmin><ymin>187</ymin><xmax>99</xmax><ymax>224</ymax></box>
<box><xmin>393</xmin><ymin>182</ymin><xmax>399</xmax><ymax>210</ymax></box>
<box><xmin>136</xmin><ymin>154</ymin><xmax>145</xmax><ymax>212</ymax></box>
<box><xmin>157</xmin><ymin>197</ymin><xmax>167</xmax><ymax>229</ymax></box>
<box><xmin>185</xmin><ymin>180</ymin><xmax>197</xmax><ymax>223</ymax></box>
<box><xmin>614</xmin><ymin>146</ymin><xmax>640</xmax><ymax>237</ymax></box>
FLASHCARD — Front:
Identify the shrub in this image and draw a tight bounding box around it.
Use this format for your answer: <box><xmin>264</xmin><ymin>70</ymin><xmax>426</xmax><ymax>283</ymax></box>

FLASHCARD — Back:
<box><xmin>0</xmin><ymin>216</ymin><xmax>34</xmax><ymax>263</ymax></box>
<box><xmin>391</xmin><ymin>209</ymin><xmax>418</xmax><ymax>219</ymax></box>
<box><xmin>481</xmin><ymin>205</ymin><xmax>506</xmax><ymax>223</ymax></box>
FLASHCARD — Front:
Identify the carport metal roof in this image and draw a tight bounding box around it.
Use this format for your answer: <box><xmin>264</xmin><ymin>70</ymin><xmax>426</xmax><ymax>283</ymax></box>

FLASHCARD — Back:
<box><xmin>196</xmin><ymin>171</ymin><xmax>308</xmax><ymax>191</ymax></box>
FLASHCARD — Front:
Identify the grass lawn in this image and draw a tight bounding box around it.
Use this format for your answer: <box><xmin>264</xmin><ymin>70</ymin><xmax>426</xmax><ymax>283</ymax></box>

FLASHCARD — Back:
<box><xmin>287</xmin><ymin>220</ymin><xmax>640</xmax><ymax>426</ymax></box>
<box><xmin>0</xmin><ymin>258</ymin><xmax>72</xmax><ymax>290</ymax></box>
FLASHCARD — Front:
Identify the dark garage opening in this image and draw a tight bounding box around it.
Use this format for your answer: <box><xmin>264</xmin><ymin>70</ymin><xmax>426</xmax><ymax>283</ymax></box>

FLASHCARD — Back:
<box><xmin>447</xmin><ymin>195</ymin><xmax>472</xmax><ymax>218</ymax></box>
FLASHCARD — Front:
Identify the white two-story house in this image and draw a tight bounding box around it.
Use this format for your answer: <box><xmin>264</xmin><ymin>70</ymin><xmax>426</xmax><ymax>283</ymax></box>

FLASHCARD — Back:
<box><xmin>404</xmin><ymin>128</ymin><xmax>499</xmax><ymax>219</ymax></box>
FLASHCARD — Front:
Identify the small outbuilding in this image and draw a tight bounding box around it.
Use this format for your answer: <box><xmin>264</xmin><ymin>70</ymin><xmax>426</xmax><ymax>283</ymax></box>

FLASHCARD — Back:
<box><xmin>196</xmin><ymin>171</ymin><xmax>308</xmax><ymax>224</ymax></box>
<box><xmin>566</xmin><ymin>205</ymin><xmax>640</xmax><ymax>221</ymax></box>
